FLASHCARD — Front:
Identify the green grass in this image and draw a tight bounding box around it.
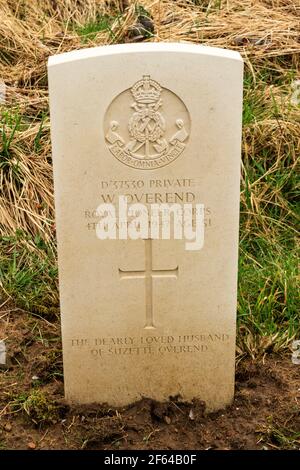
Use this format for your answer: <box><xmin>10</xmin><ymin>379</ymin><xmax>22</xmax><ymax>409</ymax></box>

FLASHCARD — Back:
<box><xmin>242</xmin><ymin>76</ymin><xmax>268</xmax><ymax>125</ymax></box>
<box><xmin>0</xmin><ymin>109</ymin><xmax>22</xmax><ymax>170</ymax></box>
<box><xmin>237</xmin><ymin>68</ymin><xmax>300</xmax><ymax>350</ymax></box>
<box><xmin>0</xmin><ymin>440</ymin><xmax>6</xmax><ymax>450</ymax></box>
<box><xmin>10</xmin><ymin>389</ymin><xmax>61</xmax><ymax>425</ymax></box>
<box><xmin>238</xmin><ymin>243</ymin><xmax>299</xmax><ymax>335</ymax></box>
<box><xmin>259</xmin><ymin>417</ymin><xmax>300</xmax><ymax>449</ymax></box>
<box><xmin>75</xmin><ymin>14</ymin><xmax>116</xmax><ymax>42</ymax></box>
<box><xmin>0</xmin><ymin>233</ymin><xmax>59</xmax><ymax>317</ymax></box>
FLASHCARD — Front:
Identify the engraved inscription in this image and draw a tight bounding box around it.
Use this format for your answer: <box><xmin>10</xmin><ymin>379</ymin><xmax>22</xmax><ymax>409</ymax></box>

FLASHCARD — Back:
<box><xmin>70</xmin><ymin>333</ymin><xmax>230</xmax><ymax>358</ymax></box>
<box><xmin>119</xmin><ymin>239</ymin><xmax>178</xmax><ymax>329</ymax></box>
<box><xmin>104</xmin><ymin>76</ymin><xmax>191</xmax><ymax>169</ymax></box>
<box><xmin>83</xmin><ymin>178</ymin><xmax>212</xmax><ymax>232</ymax></box>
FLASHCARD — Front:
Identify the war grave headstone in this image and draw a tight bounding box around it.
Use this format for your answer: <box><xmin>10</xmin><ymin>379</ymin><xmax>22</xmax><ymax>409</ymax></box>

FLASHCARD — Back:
<box><xmin>48</xmin><ymin>43</ymin><xmax>243</xmax><ymax>410</ymax></box>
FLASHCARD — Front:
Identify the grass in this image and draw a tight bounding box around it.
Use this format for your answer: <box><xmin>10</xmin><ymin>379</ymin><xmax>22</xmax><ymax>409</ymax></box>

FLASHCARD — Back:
<box><xmin>259</xmin><ymin>417</ymin><xmax>300</xmax><ymax>450</ymax></box>
<box><xmin>0</xmin><ymin>439</ymin><xmax>6</xmax><ymax>450</ymax></box>
<box><xmin>237</xmin><ymin>65</ymin><xmax>299</xmax><ymax>353</ymax></box>
<box><xmin>10</xmin><ymin>389</ymin><xmax>61</xmax><ymax>425</ymax></box>
<box><xmin>0</xmin><ymin>1</ymin><xmax>299</xmax><ymax>360</ymax></box>
<box><xmin>75</xmin><ymin>14</ymin><xmax>116</xmax><ymax>42</ymax></box>
<box><xmin>0</xmin><ymin>233</ymin><xmax>59</xmax><ymax>316</ymax></box>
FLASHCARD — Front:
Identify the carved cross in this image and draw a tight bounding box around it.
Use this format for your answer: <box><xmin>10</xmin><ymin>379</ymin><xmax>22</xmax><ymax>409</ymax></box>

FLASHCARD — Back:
<box><xmin>119</xmin><ymin>239</ymin><xmax>178</xmax><ymax>329</ymax></box>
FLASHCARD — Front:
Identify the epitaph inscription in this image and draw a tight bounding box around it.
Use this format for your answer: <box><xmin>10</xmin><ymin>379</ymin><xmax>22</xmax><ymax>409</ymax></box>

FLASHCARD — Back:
<box><xmin>71</xmin><ymin>333</ymin><xmax>231</xmax><ymax>357</ymax></box>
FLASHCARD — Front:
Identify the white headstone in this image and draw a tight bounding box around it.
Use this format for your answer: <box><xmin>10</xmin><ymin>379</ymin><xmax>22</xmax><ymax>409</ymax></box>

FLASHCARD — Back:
<box><xmin>48</xmin><ymin>43</ymin><xmax>243</xmax><ymax>410</ymax></box>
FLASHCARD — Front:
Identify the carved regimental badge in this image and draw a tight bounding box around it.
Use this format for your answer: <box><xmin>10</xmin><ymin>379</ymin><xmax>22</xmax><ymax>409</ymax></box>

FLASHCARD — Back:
<box><xmin>104</xmin><ymin>75</ymin><xmax>190</xmax><ymax>170</ymax></box>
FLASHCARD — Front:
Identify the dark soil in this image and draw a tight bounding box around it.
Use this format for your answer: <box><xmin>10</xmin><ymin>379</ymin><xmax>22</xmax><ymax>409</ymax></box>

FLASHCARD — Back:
<box><xmin>0</xmin><ymin>308</ymin><xmax>299</xmax><ymax>450</ymax></box>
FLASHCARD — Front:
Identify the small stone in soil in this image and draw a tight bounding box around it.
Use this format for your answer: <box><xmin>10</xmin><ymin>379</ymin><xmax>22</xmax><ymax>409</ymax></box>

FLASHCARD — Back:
<box><xmin>27</xmin><ymin>442</ymin><xmax>36</xmax><ymax>449</ymax></box>
<box><xmin>164</xmin><ymin>416</ymin><xmax>171</xmax><ymax>424</ymax></box>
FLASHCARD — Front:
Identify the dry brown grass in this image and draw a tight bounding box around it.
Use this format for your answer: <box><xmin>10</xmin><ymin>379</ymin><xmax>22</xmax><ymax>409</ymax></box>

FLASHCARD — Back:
<box><xmin>0</xmin><ymin>0</ymin><xmax>299</xmax><ymax>243</ymax></box>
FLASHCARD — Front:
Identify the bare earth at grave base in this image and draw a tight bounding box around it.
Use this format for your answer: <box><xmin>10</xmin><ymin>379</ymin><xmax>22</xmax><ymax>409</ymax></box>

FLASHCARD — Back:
<box><xmin>0</xmin><ymin>310</ymin><xmax>299</xmax><ymax>450</ymax></box>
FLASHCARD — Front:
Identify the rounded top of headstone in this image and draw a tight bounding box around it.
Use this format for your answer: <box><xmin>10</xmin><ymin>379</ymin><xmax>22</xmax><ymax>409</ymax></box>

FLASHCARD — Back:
<box><xmin>48</xmin><ymin>43</ymin><xmax>243</xmax><ymax>68</ymax></box>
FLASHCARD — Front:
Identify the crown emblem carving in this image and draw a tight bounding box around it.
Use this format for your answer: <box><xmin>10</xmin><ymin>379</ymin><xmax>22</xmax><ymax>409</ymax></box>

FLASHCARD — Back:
<box><xmin>105</xmin><ymin>75</ymin><xmax>190</xmax><ymax>169</ymax></box>
<box><xmin>131</xmin><ymin>75</ymin><xmax>161</xmax><ymax>104</ymax></box>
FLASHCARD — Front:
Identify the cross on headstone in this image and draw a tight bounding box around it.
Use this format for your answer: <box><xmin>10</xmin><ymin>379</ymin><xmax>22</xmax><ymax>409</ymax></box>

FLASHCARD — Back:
<box><xmin>119</xmin><ymin>239</ymin><xmax>178</xmax><ymax>329</ymax></box>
